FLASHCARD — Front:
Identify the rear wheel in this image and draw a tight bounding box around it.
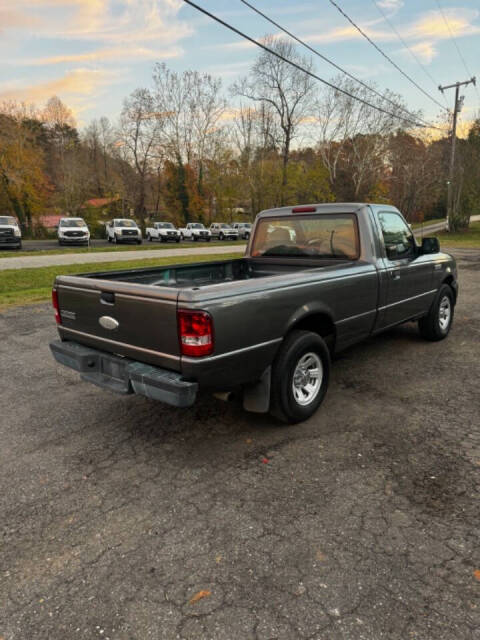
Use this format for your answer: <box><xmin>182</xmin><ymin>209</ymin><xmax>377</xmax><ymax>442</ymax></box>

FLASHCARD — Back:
<box><xmin>270</xmin><ymin>330</ymin><xmax>330</xmax><ymax>424</ymax></box>
<box><xmin>418</xmin><ymin>284</ymin><xmax>454</xmax><ymax>341</ymax></box>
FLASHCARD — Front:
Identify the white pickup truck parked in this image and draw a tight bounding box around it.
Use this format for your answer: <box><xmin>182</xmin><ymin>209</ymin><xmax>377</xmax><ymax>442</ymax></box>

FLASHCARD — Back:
<box><xmin>209</xmin><ymin>222</ymin><xmax>239</xmax><ymax>240</ymax></box>
<box><xmin>178</xmin><ymin>223</ymin><xmax>211</xmax><ymax>242</ymax></box>
<box><xmin>146</xmin><ymin>222</ymin><xmax>180</xmax><ymax>243</ymax></box>
<box><xmin>106</xmin><ymin>219</ymin><xmax>142</xmax><ymax>245</ymax></box>
<box><xmin>0</xmin><ymin>215</ymin><xmax>22</xmax><ymax>250</ymax></box>
<box><xmin>57</xmin><ymin>217</ymin><xmax>90</xmax><ymax>246</ymax></box>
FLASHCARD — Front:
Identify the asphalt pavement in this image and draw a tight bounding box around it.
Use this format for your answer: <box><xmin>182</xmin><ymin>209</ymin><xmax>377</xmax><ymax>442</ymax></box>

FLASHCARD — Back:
<box><xmin>1</xmin><ymin>249</ymin><xmax>479</xmax><ymax>639</ymax></box>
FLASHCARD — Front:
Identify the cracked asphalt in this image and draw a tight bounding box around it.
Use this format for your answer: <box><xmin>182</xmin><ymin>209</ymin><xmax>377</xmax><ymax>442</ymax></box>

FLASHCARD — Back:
<box><xmin>1</xmin><ymin>249</ymin><xmax>479</xmax><ymax>640</ymax></box>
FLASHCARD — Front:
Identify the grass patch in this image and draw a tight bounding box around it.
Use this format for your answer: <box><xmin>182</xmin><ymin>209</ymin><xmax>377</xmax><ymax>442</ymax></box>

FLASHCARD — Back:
<box><xmin>0</xmin><ymin>253</ymin><xmax>240</xmax><ymax>309</ymax></box>
<box><xmin>0</xmin><ymin>240</ymin><xmax>242</xmax><ymax>259</ymax></box>
<box><xmin>437</xmin><ymin>220</ymin><xmax>480</xmax><ymax>249</ymax></box>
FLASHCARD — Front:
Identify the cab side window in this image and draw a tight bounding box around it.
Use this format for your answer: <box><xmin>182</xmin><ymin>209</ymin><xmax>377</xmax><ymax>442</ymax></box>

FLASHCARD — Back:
<box><xmin>378</xmin><ymin>212</ymin><xmax>416</xmax><ymax>260</ymax></box>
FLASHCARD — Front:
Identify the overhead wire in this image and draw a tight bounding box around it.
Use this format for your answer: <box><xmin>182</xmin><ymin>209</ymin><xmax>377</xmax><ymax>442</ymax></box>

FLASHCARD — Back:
<box><xmin>327</xmin><ymin>0</ymin><xmax>449</xmax><ymax>112</ymax></box>
<box><xmin>182</xmin><ymin>0</ymin><xmax>442</xmax><ymax>130</ymax></box>
<box><xmin>370</xmin><ymin>0</ymin><xmax>449</xmax><ymax>109</ymax></box>
<box><xmin>238</xmin><ymin>0</ymin><xmax>435</xmax><ymax>128</ymax></box>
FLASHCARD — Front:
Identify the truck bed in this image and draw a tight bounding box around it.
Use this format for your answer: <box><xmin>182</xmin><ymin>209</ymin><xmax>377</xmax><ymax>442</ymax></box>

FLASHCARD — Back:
<box><xmin>76</xmin><ymin>257</ymin><xmax>348</xmax><ymax>289</ymax></box>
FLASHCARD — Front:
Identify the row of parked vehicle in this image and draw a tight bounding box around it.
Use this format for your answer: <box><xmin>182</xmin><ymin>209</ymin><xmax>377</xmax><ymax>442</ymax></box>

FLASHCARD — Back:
<box><xmin>0</xmin><ymin>216</ymin><xmax>252</xmax><ymax>249</ymax></box>
<box><xmin>145</xmin><ymin>221</ymin><xmax>252</xmax><ymax>243</ymax></box>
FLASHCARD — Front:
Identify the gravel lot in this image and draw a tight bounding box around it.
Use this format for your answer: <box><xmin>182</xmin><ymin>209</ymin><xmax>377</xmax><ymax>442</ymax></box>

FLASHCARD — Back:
<box><xmin>1</xmin><ymin>249</ymin><xmax>479</xmax><ymax>640</ymax></box>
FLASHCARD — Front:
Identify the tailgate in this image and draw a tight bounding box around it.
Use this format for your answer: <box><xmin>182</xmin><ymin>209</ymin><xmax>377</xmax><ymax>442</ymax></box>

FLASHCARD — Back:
<box><xmin>55</xmin><ymin>279</ymin><xmax>181</xmax><ymax>371</ymax></box>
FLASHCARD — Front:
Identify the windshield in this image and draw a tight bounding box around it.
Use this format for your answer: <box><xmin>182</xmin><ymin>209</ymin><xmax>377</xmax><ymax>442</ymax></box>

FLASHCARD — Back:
<box><xmin>156</xmin><ymin>223</ymin><xmax>174</xmax><ymax>229</ymax></box>
<box><xmin>190</xmin><ymin>223</ymin><xmax>205</xmax><ymax>229</ymax></box>
<box><xmin>60</xmin><ymin>219</ymin><xmax>86</xmax><ymax>227</ymax></box>
<box><xmin>251</xmin><ymin>214</ymin><xmax>359</xmax><ymax>260</ymax></box>
<box><xmin>0</xmin><ymin>216</ymin><xmax>17</xmax><ymax>225</ymax></box>
<box><xmin>115</xmin><ymin>219</ymin><xmax>137</xmax><ymax>227</ymax></box>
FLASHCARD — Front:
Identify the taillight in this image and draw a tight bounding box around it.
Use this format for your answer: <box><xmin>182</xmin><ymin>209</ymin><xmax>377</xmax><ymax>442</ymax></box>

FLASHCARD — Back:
<box><xmin>178</xmin><ymin>309</ymin><xmax>213</xmax><ymax>356</ymax></box>
<box><xmin>52</xmin><ymin>288</ymin><xmax>61</xmax><ymax>324</ymax></box>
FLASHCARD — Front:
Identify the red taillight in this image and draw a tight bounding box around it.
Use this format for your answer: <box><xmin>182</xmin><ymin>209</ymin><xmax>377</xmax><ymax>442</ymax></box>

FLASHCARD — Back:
<box><xmin>52</xmin><ymin>288</ymin><xmax>61</xmax><ymax>324</ymax></box>
<box><xmin>178</xmin><ymin>309</ymin><xmax>213</xmax><ymax>356</ymax></box>
<box><xmin>292</xmin><ymin>206</ymin><xmax>316</xmax><ymax>213</ymax></box>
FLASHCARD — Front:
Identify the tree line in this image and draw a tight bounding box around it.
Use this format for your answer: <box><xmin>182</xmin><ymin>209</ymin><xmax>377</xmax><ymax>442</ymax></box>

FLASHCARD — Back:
<box><xmin>1</xmin><ymin>36</ymin><xmax>479</xmax><ymax>235</ymax></box>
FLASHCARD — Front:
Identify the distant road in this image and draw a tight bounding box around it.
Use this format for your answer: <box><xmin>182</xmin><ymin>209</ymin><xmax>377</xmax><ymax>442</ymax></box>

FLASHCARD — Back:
<box><xmin>413</xmin><ymin>214</ymin><xmax>480</xmax><ymax>236</ymax></box>
<box><xmin>0</xmin><ymin>244</ymin><xmax>246</xmax><ymax>271</ymax></box>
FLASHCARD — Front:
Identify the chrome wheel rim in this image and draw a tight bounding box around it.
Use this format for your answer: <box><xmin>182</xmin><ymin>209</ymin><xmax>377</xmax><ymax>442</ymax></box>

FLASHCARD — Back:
<box><xmin>439</xmin><ymin>296</ymin><xmax>451</xmax><ymax>331</ymax></box>
<box><xmin>292</xmin><ymin>352</ymin><xmax>323</xmax><ymax>406</ymax></box>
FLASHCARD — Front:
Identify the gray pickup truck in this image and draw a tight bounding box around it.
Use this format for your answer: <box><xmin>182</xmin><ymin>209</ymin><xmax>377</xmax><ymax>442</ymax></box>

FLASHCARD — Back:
<box><xmin>50</xmin><ymin>203</ymin><xmax>457</xmax><ymax>423</ymax></box>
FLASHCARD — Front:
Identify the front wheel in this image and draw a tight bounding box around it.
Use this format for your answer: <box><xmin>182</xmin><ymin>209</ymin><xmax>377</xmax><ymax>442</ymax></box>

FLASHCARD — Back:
<box><xmin>270</xmin><ymin>330</ymin><xmax>330</xmax><ymax>424</ymax></box>
<box><xmin>418</xmin><ymin>284</ymin><xmax>454</xmax><ymax>341</ymax></box>
<box><xmin>219</xmin><ymin>232</ymin><xmax>224</xmax><ymax>241</ymax></box>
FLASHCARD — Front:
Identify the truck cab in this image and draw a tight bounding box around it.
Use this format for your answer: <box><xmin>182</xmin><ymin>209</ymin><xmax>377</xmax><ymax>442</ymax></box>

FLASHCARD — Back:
<box><xmin>0</xmin><ymin>215</ymin><xmax>22</xmax><ymax>250</ymax></box>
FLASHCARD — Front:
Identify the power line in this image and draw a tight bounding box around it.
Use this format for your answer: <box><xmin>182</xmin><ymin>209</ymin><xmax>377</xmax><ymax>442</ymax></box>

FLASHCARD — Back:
<box><xmin>182</xmin><ymin>0</ymin><xmax>441</xmax><ymax>130</ymax></box>
<box><xmin>239</xmin><ymin>0</ymin><xmax>435</xmax><ymax>128</ymax></box>
<box><xmin>327</xmin><ymin>0</ymin><xmax>449</xmax><ymax>112</ymax></box>
<box><xmin>370</xmin><ymin>0</ymin><xmax>449</xmax><ymax>109</ymax></box>
<box><xmin>433</xmin><ymin>0</ymin><xmax>480</xmax><ymax>104</ymax></box>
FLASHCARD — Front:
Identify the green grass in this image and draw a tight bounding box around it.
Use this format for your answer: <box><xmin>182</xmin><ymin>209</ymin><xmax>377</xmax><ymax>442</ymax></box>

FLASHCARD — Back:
<box><xmin>0</xmin><ymin>240</ymin><xmax>242</xmax><ymax>259</ymax></box>
<box><xmin>411</xmin><ymin>217</ymin><xmax>446</xmax><ymax>229</ymax></box>
<box><xmin>437</xmin><ymin>220</ymin><xmax>480</xmax><ymax>249</ymax></box>
<box><xmin>0</xmin><ymin>253</ymin><xmax>240</xmax><ymax>309</ymax></box>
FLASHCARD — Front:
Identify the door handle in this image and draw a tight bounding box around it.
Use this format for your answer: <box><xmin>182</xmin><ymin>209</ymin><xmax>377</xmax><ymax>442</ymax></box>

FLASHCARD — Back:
<box><xmin>389</xmin><ymin>269</ymin><xmax>401</xmax><ymax>280</ymax></box>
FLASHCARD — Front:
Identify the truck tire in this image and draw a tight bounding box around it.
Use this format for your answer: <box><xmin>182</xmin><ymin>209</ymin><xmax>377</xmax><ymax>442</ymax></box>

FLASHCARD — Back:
<box><xmin>219</xmin><ymin>232</ymin><xmax>224</xmax><ymax>240</ymax></box>
<box><xmin>418</xmin><ymin>284</ymin><xmax>454</xmax><ymax>341</ymax></box>
<box><xmin>270</xmin><ymin>330</ymin><xmax>330</xmax><ymax>424</ymax></box>
<box><xmin>147</xmin><ymin>234</ymin><xmax>152</xmax><ymax>242</ymax></box>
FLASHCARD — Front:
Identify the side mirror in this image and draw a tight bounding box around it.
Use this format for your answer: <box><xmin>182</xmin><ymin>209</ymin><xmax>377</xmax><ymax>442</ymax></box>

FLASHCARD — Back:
<box><xmin>421</xmin><ymin>237</ymin><xmax>440</xmax><ymax>254</ymax></box>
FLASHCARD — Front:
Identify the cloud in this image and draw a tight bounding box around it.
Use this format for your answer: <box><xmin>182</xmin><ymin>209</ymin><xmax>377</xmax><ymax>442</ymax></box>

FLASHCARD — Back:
<box><xmin>24</xmin><ymin>45</ymin><xmax>183</xmax><ymax>66</ymax></box>
<box><xmin>377</xmin><ymin>0</ymin><xmax>404</xmax><ymax>10</ymax></box>
<box><xmin>0</xmin><ymin>68</ymin><xmax>112</xmax><ymax>103</ymax></box>
<box><xmin>3</xmin><ymin>0</ymin><xmax>191</xmax><ymax>52</ymax></box>
<box><xmin>410</xmin><ymin>8</ymin><xmax>480</xmax><ymax>40</ymax></box>
<box><xmin>403</xmin><ymin>41</ymin><xmax>437</xmax><ymax>64</ymax></box>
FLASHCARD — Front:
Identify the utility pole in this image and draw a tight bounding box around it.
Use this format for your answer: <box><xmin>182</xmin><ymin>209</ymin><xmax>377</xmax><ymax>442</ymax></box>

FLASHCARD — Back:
<box><xmin>439</xmin><ymin>77</ymin><xmax>476</xmax><ymax>230</ymax></box>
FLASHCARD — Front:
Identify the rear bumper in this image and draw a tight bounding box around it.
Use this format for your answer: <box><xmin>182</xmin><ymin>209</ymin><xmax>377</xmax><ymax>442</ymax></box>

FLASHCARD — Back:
<box><xmin>50</xmin><ymin>339</ymin><xmax>198</xmax><ymax>408</ymax></box>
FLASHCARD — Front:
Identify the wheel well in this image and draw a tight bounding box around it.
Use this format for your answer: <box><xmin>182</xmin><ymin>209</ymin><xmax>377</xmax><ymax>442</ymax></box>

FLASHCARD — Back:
<box><xmin>289</xmin><ymin>313</ymin><xmax>336</xmax><ymax>352</ymax></box>
<box><xmin>443</xmin><ymin>275</ymin><xmax>457</xmax><ymax>301</ymax></box>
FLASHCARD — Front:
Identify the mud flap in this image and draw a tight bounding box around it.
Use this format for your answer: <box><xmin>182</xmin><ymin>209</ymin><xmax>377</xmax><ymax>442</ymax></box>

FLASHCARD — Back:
<box><xmin>243</xmin><ymin>367</ymin><xmax>271</xmax><ymax>413</ymax></box>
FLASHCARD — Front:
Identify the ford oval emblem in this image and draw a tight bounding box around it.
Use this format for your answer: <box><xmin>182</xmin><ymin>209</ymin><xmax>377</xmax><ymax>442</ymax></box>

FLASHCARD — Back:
<box><xmin>99</xmin><ymin>315</ymin><xmax>119</xmax><ymax>330</ymax></box>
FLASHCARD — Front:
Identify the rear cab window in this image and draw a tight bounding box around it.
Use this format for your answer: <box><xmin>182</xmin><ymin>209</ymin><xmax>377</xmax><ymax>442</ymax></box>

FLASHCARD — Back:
<box><xmin>251</xmin><ymin>214</ymin><xmax>360</xmax><ymax>260</ymax></box>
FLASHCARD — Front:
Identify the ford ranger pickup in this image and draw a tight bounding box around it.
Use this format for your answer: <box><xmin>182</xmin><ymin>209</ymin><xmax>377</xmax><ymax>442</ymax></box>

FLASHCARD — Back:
<box><xmin>50</xmin><ymin>203</ymin><xmax>458</xmax><ymax>423</ymax></box>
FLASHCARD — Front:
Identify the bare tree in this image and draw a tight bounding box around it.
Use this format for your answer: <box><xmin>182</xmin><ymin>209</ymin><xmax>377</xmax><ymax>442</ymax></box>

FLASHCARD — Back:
<box><xmin>117</xmin><ymin>88</ymin><xmax>163</xmax><ymax>226</ymax></box>
<box><xmin>316</xmin><ymin>76</ymin><xmax>417</xmax><ymax>198</ymax></box>
<box><xmin>232</xmin><ymin>35</ymin><xmax>316</xmax><ymax>204</ymax></box>
<box><xmin>153</xmin><ymin>64</ymin><xmax>226</xmax><ymax>168</ymax></box>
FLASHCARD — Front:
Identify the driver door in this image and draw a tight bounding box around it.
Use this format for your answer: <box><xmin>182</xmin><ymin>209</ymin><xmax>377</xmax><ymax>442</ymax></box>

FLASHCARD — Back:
<box><xmin>376</xmin><ymin>211</ymin><xmax>433</xmax><ymax>327</ymax></box>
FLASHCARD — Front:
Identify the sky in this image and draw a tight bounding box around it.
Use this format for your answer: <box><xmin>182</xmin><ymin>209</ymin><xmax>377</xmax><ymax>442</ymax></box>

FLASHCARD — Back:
<box><xmin>0</xmin><ymin>0</ymin><xmax>479</xmax><ymax>130</ymax></box>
